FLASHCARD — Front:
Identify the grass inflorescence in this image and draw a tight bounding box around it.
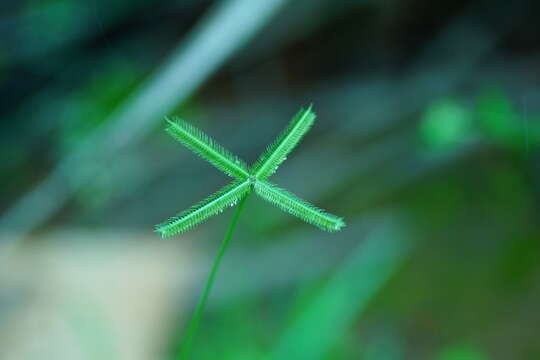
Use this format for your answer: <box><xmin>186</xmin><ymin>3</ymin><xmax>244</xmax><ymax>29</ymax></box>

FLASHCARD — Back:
<box><xmin>156</xmin><ymin>105</ymin><xmax>344</xmax><ymax>236</ymax></box>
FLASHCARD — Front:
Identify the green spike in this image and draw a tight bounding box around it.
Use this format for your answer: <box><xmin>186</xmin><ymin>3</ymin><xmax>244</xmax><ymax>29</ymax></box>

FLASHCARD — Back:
<box><xmin>252</xmin><ymin>106</ymin><xmax>316</xmax><ymax>180</ymax></box>
<box><xmin>155</xmin><ymin>179</ymin><xmax>250</xmax><ymax>237</ymax></box>
<box><xmin>254</xmin><ymin>180</ymin><xmax>345</xmax><ymax>232</ymax></box>
<box><xmin>165</xmin><ymin>117</ymin><xmax>249</xmax><ymax>180</ymax></box>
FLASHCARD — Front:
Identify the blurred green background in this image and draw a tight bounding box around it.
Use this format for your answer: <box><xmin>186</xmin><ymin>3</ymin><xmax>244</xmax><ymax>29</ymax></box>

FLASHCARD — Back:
<box><xmin>1</xmin><ymin>0</ymin><xmax>539</xmax><ymax>359</ymax></box>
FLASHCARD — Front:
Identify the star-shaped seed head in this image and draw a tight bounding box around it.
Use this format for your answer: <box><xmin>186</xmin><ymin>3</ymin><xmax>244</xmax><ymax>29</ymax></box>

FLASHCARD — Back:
<box><xmin>155</xmin><ymin>105</ymin><xmax>345</xmax><ymax>237</ymax></box>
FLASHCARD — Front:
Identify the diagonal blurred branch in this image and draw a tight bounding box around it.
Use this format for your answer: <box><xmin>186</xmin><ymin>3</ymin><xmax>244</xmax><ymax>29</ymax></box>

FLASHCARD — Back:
<box><xmin>269</xmin><ymin>217</ymin><xmax>412</xmax><ymax>360</ymax></box>
<box><xmin>0</xmin><ymin>0</ymin><xmax>288</xmax><ymax>259</ymax></box>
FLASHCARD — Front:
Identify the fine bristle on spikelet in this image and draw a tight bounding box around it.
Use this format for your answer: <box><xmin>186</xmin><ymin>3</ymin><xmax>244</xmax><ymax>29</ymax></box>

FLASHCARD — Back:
<box><xmin>254</xmin><ymin>180</ymin><xmax>345</xmax><ymax>232</ymax></box>
<box><xmin>165</xmin><ymin>117</ymin><xmax>249</xmax><ymax>180</ymax></box>
<box><xmin>252</xmin><ymin>106</ymin><xmax>316</xmax><ymax>180</ymax></box>
<box><xmin>155</xmin><ymin>180</ymin><xmax>251</xmax><ymax>237</ymax></box>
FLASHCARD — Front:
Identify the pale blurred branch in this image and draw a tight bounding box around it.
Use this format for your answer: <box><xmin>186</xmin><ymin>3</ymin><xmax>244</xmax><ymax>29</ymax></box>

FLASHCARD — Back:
<box><xmin>0</xmin><ymin>0</ymin><xmax>288</xmax><ymax>259</ymax></box>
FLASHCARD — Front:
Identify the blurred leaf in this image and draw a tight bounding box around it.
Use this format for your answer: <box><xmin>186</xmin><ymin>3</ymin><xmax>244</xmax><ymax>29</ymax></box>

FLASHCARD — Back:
<box><xmin>477</xmin><ymin>89</ymin><xmax>519</xmax><ymax>144</ymax></box>
<box><xmin>420</xmin><ymin>98</ymin><xmax>471</xmax><ymax>149</ymax></box>
<box><xmin>435</xmin><ymin>344</ymin><xmax>488</xmax><ymax>360</ymax></box>
<box><xmin>23</xmin><ymin>0</ymin><xmax>81</xmax><ymax>46</ymax></box>
<box><xmin>476</xmin><ymin>88</ymin><xmax>540</xmax><ymax>149</ymax></box>
<box><xmin>59</xmin><ymin>59</ymin><xmax>140</xmax><ymax>153</ymax></box>
<box><xmin>270</xmin><ymin>219</ymin><xmax>411</xmax><ymax>360</ymax></box>
<box><xmin>497</xmin><ymin>234</ymin><xmax>540</xmax><ymax>292</ymax></box>
<box><xmin>190</xmin><ymin>300</ymin><xmax>267</xmax><ymax>360</ymax></box>
<box><xmin>362</xmin><ymin>329</ymin><xmax>403</xmax><ymax>360</ymax></box>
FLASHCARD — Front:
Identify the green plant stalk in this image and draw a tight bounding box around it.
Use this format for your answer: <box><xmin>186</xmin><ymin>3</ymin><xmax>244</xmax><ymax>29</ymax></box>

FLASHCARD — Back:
<box><xmin>177</xmin><ymin>192</ymin><xmax>250</xmax><ymax>360</ymax></box>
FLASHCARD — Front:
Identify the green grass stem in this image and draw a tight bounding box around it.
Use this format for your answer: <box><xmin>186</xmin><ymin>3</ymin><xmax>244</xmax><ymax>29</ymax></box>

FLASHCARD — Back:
<box><xmin>177</xmin><ymin>192</ymin><xmax>250</xmax><ymax>360</ymax></box>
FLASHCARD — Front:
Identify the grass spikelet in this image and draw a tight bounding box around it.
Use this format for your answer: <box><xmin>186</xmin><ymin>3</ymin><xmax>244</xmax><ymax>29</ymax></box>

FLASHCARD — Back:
<box><xmin>166</xmin><ymin>117</ymin><xmax>249</xmax><ymax>180</ymax></box>
<box><xmin>252</xmin><ymin>106</ymin><xmax>316</xmax><ymax>180</ymax></box>
<box><xmin>254</xmin><ymin>180</ymin><xmax>345</xmax><ymax>232</ymax></box>
<box><xmin>155</xmin><ymin>179</ymin><xmax>250</xmax><ymax>237</ymax></box>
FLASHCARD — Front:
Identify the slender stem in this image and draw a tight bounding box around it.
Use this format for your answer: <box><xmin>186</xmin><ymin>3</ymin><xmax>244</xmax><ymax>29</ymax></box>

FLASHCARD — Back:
<box><xmin>177</xmin><ymin>192</ymin><xmax>250</xmax><ymax>360</ymax></box>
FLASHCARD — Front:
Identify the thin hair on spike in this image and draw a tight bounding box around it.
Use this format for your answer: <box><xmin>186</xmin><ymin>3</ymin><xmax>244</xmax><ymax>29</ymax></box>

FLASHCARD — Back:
<box><xmin>165</xmin><ymin>117</ymin><xmax>250</xmax><ymax>180</ymax></box>
<box><xmin>155</xmin><ymin>179</ymin><xmax>250</xmax><ymax>237</ymax></box>
<box><xmin>252</xmin><ymin>106</ymin><xmax>316</xmax><ymax>180</ymax></box>
<box><xmin>254</xmin><ymin>180</ymin><xmax>345</xmax><ymax>232</ymax></box>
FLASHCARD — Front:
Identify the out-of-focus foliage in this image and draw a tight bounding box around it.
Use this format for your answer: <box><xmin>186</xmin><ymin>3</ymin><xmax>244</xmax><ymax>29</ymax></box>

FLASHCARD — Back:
<box><xmin>269</xmin><ymin>221</ymin><xmax>409</xmax><ymax>360</ymax></box>
<box><xmin>435</xmin><ymin>344</ymin><xmax>487</xmax><ymax>360</ymax></box>
<box><xmin>420</xmin><ymin>98</ymin><xmax>472</xmax><ymax>149</ymax></box>
<box><xmin>477</xmin><ymin>88</ymin><xmax>540</xmax><ymax>149</ymax></box>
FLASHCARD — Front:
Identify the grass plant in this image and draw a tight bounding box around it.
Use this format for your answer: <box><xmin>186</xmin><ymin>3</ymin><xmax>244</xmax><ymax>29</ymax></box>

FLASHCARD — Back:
<box><xmin>155</xmin><ymin>105</ymin><xmax>345</xmax><ymax>359</ymax></box>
